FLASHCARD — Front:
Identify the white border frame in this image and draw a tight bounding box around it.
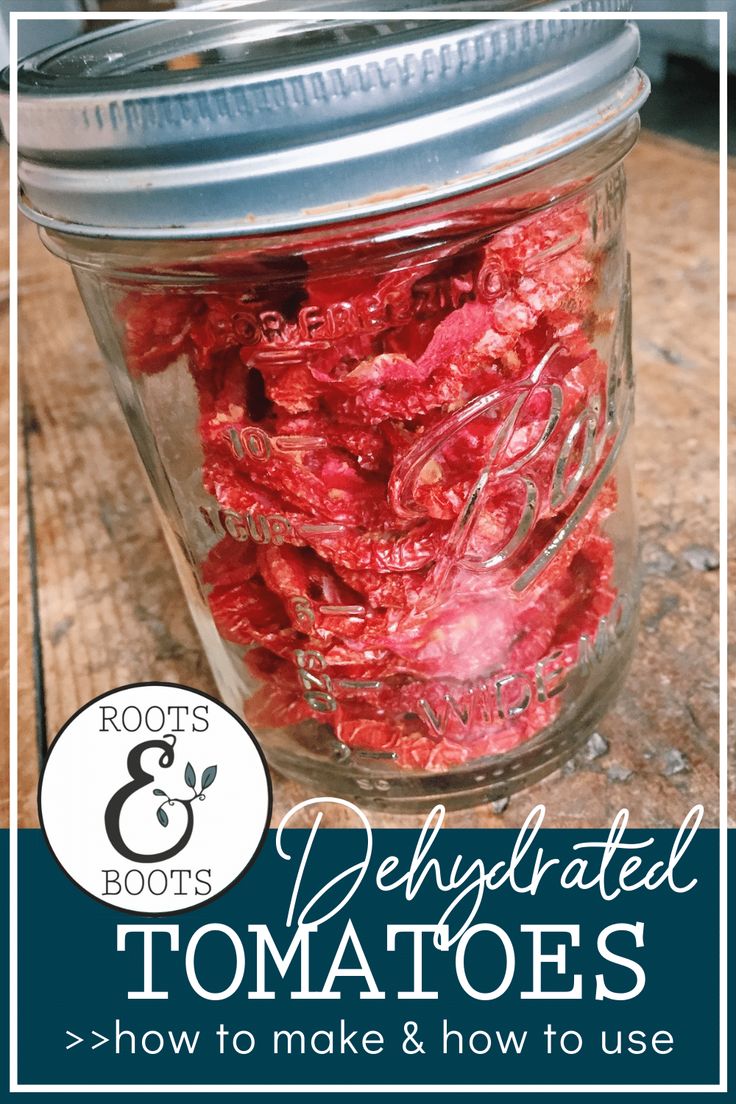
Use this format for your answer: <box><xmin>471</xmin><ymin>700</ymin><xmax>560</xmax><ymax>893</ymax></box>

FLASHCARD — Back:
<box><xmin>7</xmin><ymin>7</ymin><xmax>729</xmax><ymax>1094</ymax></box>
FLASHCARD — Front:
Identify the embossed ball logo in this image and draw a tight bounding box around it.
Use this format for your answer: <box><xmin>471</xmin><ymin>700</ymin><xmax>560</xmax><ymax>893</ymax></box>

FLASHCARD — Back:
<box><xmin>38</xmin><ymin>683</ymin><xmax>272</xmax><ymax>914</ymax></box>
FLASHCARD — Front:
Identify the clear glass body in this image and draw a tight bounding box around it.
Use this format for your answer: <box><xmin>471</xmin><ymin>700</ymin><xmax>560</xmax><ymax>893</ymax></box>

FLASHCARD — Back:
<box><xmin>46</xmin><ymin>126</ymin><xmax>640</xmax><ymax>811</ymax></box>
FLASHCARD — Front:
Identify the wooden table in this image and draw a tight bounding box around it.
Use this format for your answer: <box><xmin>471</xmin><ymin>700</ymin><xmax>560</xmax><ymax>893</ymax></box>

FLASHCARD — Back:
<box><xmin>5</xmin><ymin>132</ymin><xmax>729</xmax><ymax>829</ymax></box>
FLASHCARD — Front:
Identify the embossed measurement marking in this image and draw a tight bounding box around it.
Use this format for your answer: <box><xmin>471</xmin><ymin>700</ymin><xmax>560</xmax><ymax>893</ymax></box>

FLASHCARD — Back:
<box><xmin>319</xmin><ymin>605</ymin><xmax>366</xmax><ymax>618</ymax></box>
<box><xmin>353</xmin><ymin>749</ymin><xmax>398</xmax><ymax>761</ymax></box>
<box><xmin>290</xmin><ymin>596</ymin><xmax>366</xmax><ymax>628</ymax></box>
<box><xmin>333</xmin><ymin>678</ymin><xmax>383</xmax><ymax>690</ymax></box>
<box><xmin>299</xmin><ymin>523</ymin><xmax>346</xmax><ymax>535</ymax></box>
<box><xmin>199</xmin><ymin>506</ymin><xmax>348</xmax><ymax>546</ymax></box>
<box><xmin>199</xmin><ymin>506</ymin><xmax>292</xmax><ymax>545</ymax></box>
<box><xmin>293</xmin><ymin>648</ymin><xmax>337</xmax><ymax>713</ymax></box>
<box><xmin>289</xmin><ymin>597</ymin><xmax>370</xmax><ymax>710</ymax></box>
<box><xmin>224</xmin><ymin>425</ymin><xmax>328</xmax><ymax>463</ymax></box>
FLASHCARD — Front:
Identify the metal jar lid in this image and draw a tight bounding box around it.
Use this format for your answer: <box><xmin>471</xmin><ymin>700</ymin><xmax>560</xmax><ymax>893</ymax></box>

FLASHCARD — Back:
<box><xmin>2</xmin><ymin>0</ymin><xmax>649</xmax><ymax>239</ymax></box>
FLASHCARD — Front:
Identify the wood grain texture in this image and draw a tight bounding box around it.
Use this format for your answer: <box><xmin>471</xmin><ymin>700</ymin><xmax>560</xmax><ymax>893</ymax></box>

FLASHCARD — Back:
<box><xmin>8</xmin><ymin>133</ymin><xmax>729</xmax><ymax>830</ymax></box>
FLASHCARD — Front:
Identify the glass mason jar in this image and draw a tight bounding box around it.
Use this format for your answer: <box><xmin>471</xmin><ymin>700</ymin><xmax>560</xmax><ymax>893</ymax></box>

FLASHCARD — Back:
<box><xmin>8</xmin><ymin>3</ymin><xmax>649</xmax><ymax>810</ymax></box>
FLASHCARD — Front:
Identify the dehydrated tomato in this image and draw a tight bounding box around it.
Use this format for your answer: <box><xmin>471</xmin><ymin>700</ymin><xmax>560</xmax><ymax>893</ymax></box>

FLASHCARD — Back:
<box><xmin>121</xmin><ymin>189</ymin><xmax>623</xmax><ymax>773</ymax></box>
<box><xmin>119</xmin><ymin>290</ymin><xmax>201</xmax><ymax>375</ymax></box>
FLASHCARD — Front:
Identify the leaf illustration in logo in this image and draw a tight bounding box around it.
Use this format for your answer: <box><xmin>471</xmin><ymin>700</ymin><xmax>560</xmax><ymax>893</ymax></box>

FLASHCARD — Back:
<box><xmin>152</xmin><ymin>789</ymin><xmax>165</xmax><ymax>796</ymax></box>
<box><xmin>185</xmin><ymin>762</ymin><xmax>196</xmax><ymax>789</ymax></box>
<box><xmin>157</xmin><ymin>806</ymin><xmax>169</xmax><ymax>827</ymax></box>
<box><xmin>201</xmin><ymin>765</ymin><xmax>218</xmax><ymax>790</ymax></box>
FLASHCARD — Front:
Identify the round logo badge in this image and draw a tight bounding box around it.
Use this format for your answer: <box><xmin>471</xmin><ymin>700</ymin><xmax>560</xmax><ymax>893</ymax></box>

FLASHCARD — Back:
<box><xmin>38</xmin><ymin>683</ymin><xmax>272</xmax><ymax>915</ymax></box>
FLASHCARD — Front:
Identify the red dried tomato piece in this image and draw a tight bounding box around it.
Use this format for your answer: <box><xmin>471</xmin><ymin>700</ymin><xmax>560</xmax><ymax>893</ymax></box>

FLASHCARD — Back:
<box><xmin>200</xmin><ymin>534</ymin><xmax>259</xmax><ymax>588</ymax></box>
<box><xmin>244</xmin><ymin>670</ymin><xmax>312</xmax><ymax>729</ymax></box>
<box><xmin>207</xmin><ymin>574</ymin><xmax>293</xmax><ymax>652</ymax></box>
<box><xmin>119</xmin><ymin>290</ymin><xmax>200</xmax><ymax>375</ymax></box>
<box><xmin>120</xmin><ymin>188</ymin><xmax>626</xmax><ymax>775</ymax></box>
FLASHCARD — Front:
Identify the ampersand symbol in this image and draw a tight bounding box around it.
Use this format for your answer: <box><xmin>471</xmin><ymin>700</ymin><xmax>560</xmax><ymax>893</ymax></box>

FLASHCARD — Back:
<box><xmin>402</xmin><ymin>1021</ymin><xmax>425</xmax><ymax>1056</ymax></box>
<box><xmin>104</xmin><ymin>734</ymin><xmax>194</xmax><ymax>863</ymax></box>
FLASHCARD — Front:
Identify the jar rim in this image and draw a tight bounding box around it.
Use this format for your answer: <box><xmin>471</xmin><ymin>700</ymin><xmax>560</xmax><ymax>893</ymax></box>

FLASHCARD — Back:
<box><xmin>41</xmin><ymin>121</ymin><xmax>636</xmax><ymax>265</ymax></box>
